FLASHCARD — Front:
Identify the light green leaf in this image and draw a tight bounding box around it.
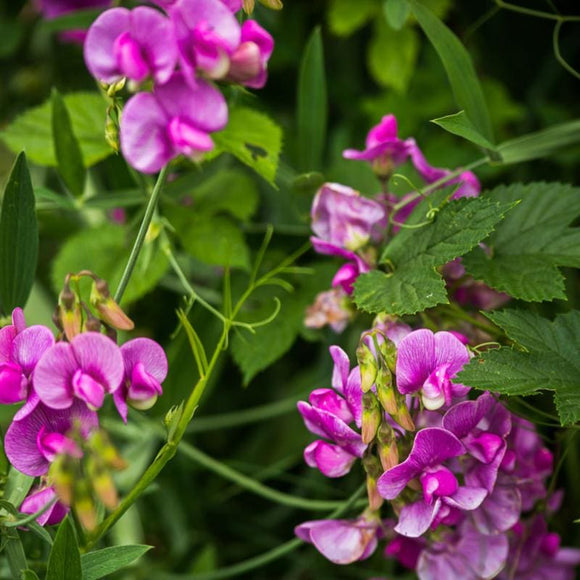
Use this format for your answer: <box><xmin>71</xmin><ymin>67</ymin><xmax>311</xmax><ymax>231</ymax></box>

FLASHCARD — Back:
<box><xmin>211</xmin><ymin>107</ymin><xmax>282</xmax><ymax>186</ymax></box>
<box><xmin>458</xmin><ymin>310</ymin><xmax>580</xmax><ymax>426</ymax></box>
<box><xmin>431</xmin><ymin>110</ymin><xmax>495</xmax><ymax>150</ymax></box>
<box><xmin>0</xmin><ymin>152</ymin><xmax>38</xmax><ymax>313</ymax></box>
<box><xmin>297</xmin><ymin>27</ymin><xmax>327</xmax><ymax>172</ymax></box>
<box><xmin>328</xmin><ymin>0</ymin><xmax>377</xmax><ymax>36</ymax></box>
<box><xmin>368</xmin><ymin>20</ymin><xmax>419</xmax><ymax>93</ymax></box>
<box><xmin>353</xmin><ymin>198</ymin><xmax>513</xmax><ymax>315</ymax></box>
<box><xmin>51</xmin><ymin>224</ymin><xmax>168</xmax><ymax>304</ymax></box>
<box><xmin>1</xmin><ymin>93</ymin><xmax>111</xmax><ymax>167</ymax></box>
<box><xmin>463</xmin><ymin>183</ymin><xmax>580</xmax><ymax>302</ymax></box>
<box><xmin>52</xmin><ymin>89</ymin><xmax>86</xmax><ymax>197</ymax></box>
<box><xmin>46</xmin><ymin>517</ymin><xmax>81</xmax><ymax>580</ymax></box>
<box><xmin>3</xmin><ymin>468</ymin><xmax>34</xmax><ymax>509</ymax></box>
<box><xmin>20</xmin><ymin>570</ymin><xmax>39</xmax><ymax>580</ymax></box>
<box><xmin>383</xmin><ymin>0</ymin><xmax>410</xmax><ymax>30</ymax></box>
<box><xmin>81</xmin><ymin>545</ymin><xmax>152</xmax><ymax>580</ymax></box>
<box><xmin>408</xmin><ymin>0</ymin><xmax>494</xmax><ymax>144</ymax></box>
<box><xmin>497</xmin><ymin>119</ymin><xmax>580</xmax><ymax>164</ymax></box>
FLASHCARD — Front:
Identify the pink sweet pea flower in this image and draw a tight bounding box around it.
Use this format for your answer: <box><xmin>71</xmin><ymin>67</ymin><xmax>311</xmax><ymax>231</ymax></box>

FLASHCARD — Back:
<box><xmin>84</xmin><ymin>7</ymin><xmax>178</xmax><ymax>85</ymax></box>
<box><xmin>120</xmin><ymin>71</ymin><xmax>227</xmax><ymax>173</ymax></box>
<box><xmin>20</xmin><ymin>486</ymin><xmax>68</xmax><ymax>527</ymax></box>
<box><xmin>33</xmin><ymin>332</ymin><xmax>124</xmax><ymax>411</ymax></box>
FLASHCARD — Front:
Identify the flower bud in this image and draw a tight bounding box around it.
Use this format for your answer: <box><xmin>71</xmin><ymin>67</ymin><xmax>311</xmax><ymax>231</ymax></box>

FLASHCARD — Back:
<box><xmin>49</xmin><ymin>454</ymin><xmax>75</xmax><ymax>506</ymax></box>
<box><xmin>356</xmin><ymin>341</ymin><xmax>377</xmax><ymax>393</ymax></box>
<box><xmin>88</xmin><ymin>430</ymin><xmax>127</xmax><ymax>471</ymax></box>
<box><xmin>379</xmin><ymin>339</ymin><xmax>397</xmax><ymax>374</ymax></box>
<box><xmin>90</xmin><ymin>278</ymin><xmax>134</xmax><ymax>331</ymax></box>
<box><xmin>376</xmin><ymin>366</ymin><xmax>397</xmax><ymax>415</ymax></box>
<box><xmin>243</xmin><ymin>0</ymin><xmax>255</xmax><ymax>13</ymax></box>
<box><xmin>362</xmin><ymin>455</ymin><xmax>384</xmax><ymax>511</ymax></box>
<box><xmin>377</xmin><ymin>423</ymin><xmax>399</xmax><ymax>471</ymax></box>
<box><xmin>259</xmin><ymin>0</ymin><xmax>283</xmax><ymax>9</ymax></box>
<box><xmin>74</xmin><ymin>479</ymin><xmax>97</xmax><ymax>531</ymax></box>
<box><xmin>393</xmin><ymin>396</ymin><xmax>415</xmax><ymax>432</ymax></box>
<box><xmin>58</xmin><ymin>285</ymin><xmax>83</xmax><ymax>341</ymax></box>
<box><xmin>361</xmin><ymin>392</ymin><xmax>381</xmax><ymax>445</ymax></box>
<box><xmin>87</xmin><ymin>457</ymin><xmax>118</xmax><ymax>510</ymax></box>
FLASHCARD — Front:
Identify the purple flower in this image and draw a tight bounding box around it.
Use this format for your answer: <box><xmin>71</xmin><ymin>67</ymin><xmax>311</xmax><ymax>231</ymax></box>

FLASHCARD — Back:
<box><xmin>20</xmin><ymin>486</ymin><xmax>68</xmax><ymax>526</ymax></box>
<box><xmin>227</xmin><ymin>20</ymin><xmax>274</xmax><ymax>89</ymax></box>
<box><xmin>5</xmin><ymin>401</ymin><xmax>98</xmax><ymax>477</ymax></box>
<box><xmin>384</xmin><ymin>535</ymin><xmax>426</xmax><ymax>570</ymax></box>
<box><xmin>35</xmin><ymin>0</ymin><xmax>110</xmax><ymax>19</ymax></box>
<box><xmin>84</xmin><ymin>7</ymin><xmax>178</xmax><ymax>85</ymax></box>
<box><xmin>113</xmin><ymin>338</ymin><xmax>168</xmax><ymax>422</ymax></box>
<box><xmin>34</xmin><ymin>332</ymin><xmax>124</xmax><ymax>411</ymax></box>
<box><xmin>396</xmin><ymin>329</ymin><xmax>470</xmax><ymax>410</ymax></box>
<box><xmin>295</xmin><ymin>513</ymin><xmax>380</xmax><ymax>564</ymax></box>
<box><xmin>304</xmin><ymin>287</ymin><xmax>353</xmax><ymax>333</ymax></box>
<box><xmin>311</xmin><ymin>183</ymin><xmax>386</xmax><ymax>252</ymax></box>
<box><xmin>120</xmin><ymin>72</ymin><xmax>228</xmax><ymax>173</ymax></box>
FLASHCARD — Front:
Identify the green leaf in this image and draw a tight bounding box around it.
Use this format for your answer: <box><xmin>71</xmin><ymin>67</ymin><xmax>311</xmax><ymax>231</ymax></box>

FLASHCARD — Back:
<box><xmin>52</xmin><ymin>224</ymin><xmax>168</xmax><ymax>304</ymax></box>
<box><xmin>368</xmin><ymin>20</ymin><xmax>419</xmax><ymax>93</ymax></box>
<box><xmin>211</xmin><ymin>107</ymin><xmax>282</xmax><ymax>186</ymax></box>
<box><xmin>463</xmin><ymin>183</ymin><xmax>580</xmax><ymax>302</ymax></box>
<box><xmin>297</xmin><ymin>27</ymin><xmax>327</xmax><ymax>172</ymax></box>
<box><xmin>458</xmin><ymin>310</ymin><xmax>580</xmax><ymax>426</ymax></box>
<box><xmin>383</xmin><ymin>0</ymin><xmax>410</xmax><ymax>30</ymax></box>
<box><xmin>3</xmin><ymin>468</ymin><xmax>34</xmax><ymax>509</ymax></box>
<box><xmin>81</xmin><ymin>545</ymin><xmax>152</xmax><ymax>580</ymax></box>
<box><xmin>20</xmin><ymin>570</ymin><xmax>39</xmax><ymax>580</ymax></box>
<box><xmin>0</xmin><ymin>152</ymin><xmax>38</xmax><ymax>313</ymax></box>
<box><xmin>1</xmin><ymin>93</ymin><xmax>111</xmax><ymax>167</ymax></box>
<box><xmin>46</xmin><ymin>517</ymin><xmax>81</xmax><ymax>580</ymax></box>
<box><xmin>353</xmin><ymin>198</ymin><xmax>513</xmax><ymax>315</ymax></box>
<box><xmin>51</xmin><ymin>89</ymin><xmax>86</xmax><ymax>197</ymax></box>
<box><xmin>328</xmin><ymin>0</ymin><xmax>377</xmax><ymax>36</ymax></box>
<box><xmin>497</xmin><ymin>119</ymin><xmax>580</xmax><ymax>164</ymax></box>
<box><xmin>408</xmin><ymin>0</ymin><xmax>494</xmax><ymax>145</ymax></box>
<box><xmin>431</xmin><ymin>110</ymin><xmax>495</xmax><ymax>150</ymax></box>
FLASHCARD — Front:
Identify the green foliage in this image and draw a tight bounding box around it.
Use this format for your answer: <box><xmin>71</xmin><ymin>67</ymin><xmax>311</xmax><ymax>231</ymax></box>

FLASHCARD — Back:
<box><xmin>211</xmin><ymin>107</ymin><xmax>282</xmax><ymax>186</ymax></box>
<box><xmin>383</xmin><ymin>0</ymin><xmax>410</xmax><ymax>30</ymax></box>
<box><xmin>463</xmin><ymin>183</ymin><xmax>580</xmax><ymax>302</ymax></box>
<box><xmin>52</xmin><ymin>224</ymin><xmax>168</xmax><ymax>304</ymax></box>
<box><xmin>0</xmin><ymin>152</ymin><xmax>38</xmax><ymax>313</ymax></box>
<box><xmin>81</xmin><ymin>545</ymin><xmax>152</xmax><ymax>580</ymax></box>
<box><xmin>51</xmin><ymin>89</ymin><xmax>86</xmax><ymax>197</ymax></box>
<box><xmin>458</xmin><ymin>310</ymin><xmax>580</xmax><ymax>426</ymax></box>
<box><xmin>353</xmin><ymin>197</ymin><xmax>513</xmax><ymax>314</ymax></box>
<box><xmin>3</xmin><ymin>468</ymin><xmax>34</xmax><ymax>509</ymax></box>
<box><xmin>431</xmin><ymin>110</ymin><xmax>495</xmax><ymax>150</ymax></box>
<box><xmin>327</xmin><ymin>0</ymin><xmax>377</xmax><ymax>36</ymax></box>
<box><xmin>368</xmin><ymin>19</ymin><xmax>419</xmax><ymax>93</ymax></box>
<box><xmin>46</xmin><ymin>517</ymin><xmax>81</xmax><ymax>580</ymax></box>
<box><xmin>297</xmin><ymin>28</ymin><xmax>327</xmax><ymax>172</ymax></box>
<box><xmin>1</xmin><ymin>93</ymin><xmax>112</xmax><ymax>167</ymax></box>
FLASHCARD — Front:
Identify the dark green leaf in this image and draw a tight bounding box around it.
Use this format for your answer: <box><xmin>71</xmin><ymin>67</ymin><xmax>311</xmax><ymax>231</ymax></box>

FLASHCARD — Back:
<box><xmin>408</xmin><ymin>0</ymin><xmax>494</xmax><ymax>144</ymax></box>
<box><xmin>431</xmin><ymin>110</ymin><xmax>495</xmax><ymax>150</ymax></box>
<box><xmin>210</xmin><ymin>107</ymin><xmax>282</xmax><ymax>186</ymax></box>
<box><xmin>463</xmin><ymin>183</ymin><xmax>580</xmax><ymax>302</ymax></box>
<box><xmin>384</xmin><ymin>0</ymin><xmax>410</xmax><ymax>30</ymax></box>
<box><xmin>353</xmin><ymin>198</ymin><xmax>513</xmax><ymax>315</ymax></box>
<box><xmin>458</xmin><ymin>310</ymin><xmax>580</xmax><ymax>425</ymax></box>
<box><xmin>46</xmin><ymin>517</ymin><xmax>81</xmax><ymax>580</ymax></box>
<box><xmin>297</xmin><ymin>28</ymin><xmax>327</xmax><ymax>172</ymax></box>
<box><xmin>20</xmin><ymin>570</ymin><xmax>39</xmax><ymax>580</ymax></box>
<box><xmin>52</xmin><ymin>89</ymin><xmax>86</xmax><ymax>197</ymax></box>
<box><xmin>81</xmin><ymin>545</ymin><xmax>152</xmax><ymax>580</ymax></box>
<box><xmin>41</xmin><ymin>9</ymin><xmax>103</xmax><ymax>33</ymax></box>
<box><xmin>328</xmin><ymin>0</ymin><xmax>377</xmax><ymax>36</ymax></box>
<box><xmin>3</xmin><ymin>468</ymin><xmax>34</xmax><ymax>509</ymax></box>
<box><xmin>1</xmin><ymin>93</ymin><xmax>111</xmax><ymax>167</ymax></box>
<box><xmin>0</xmin><ymin>152</ymin><xmax>38</xmax><ymax>313</ymax></box>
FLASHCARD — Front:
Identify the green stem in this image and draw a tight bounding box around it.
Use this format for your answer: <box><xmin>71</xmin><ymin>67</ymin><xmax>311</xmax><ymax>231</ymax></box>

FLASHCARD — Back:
<box><xmin>114</xmin><ymin>165</ymin><xmax>169</xmax><ymax>304</ymax></box>
<box><xmin>552</xmin><ymin>21</ymin><xmax>580</xmax><ymax>80</ymax></box>
<box><xmin>442</xmin><ymin>303</ymin><xmax>504</xmax><ymax>338</ymax></box>
<box><xmin>494</xmin><ymin>0</ymin><xmax>580</xmax><ymax>21</ymax></box>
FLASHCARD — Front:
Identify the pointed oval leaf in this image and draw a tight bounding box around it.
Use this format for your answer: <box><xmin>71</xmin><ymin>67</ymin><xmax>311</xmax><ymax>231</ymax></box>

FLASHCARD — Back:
<box><xmin>431</xmin><ymin>110</ymin><xmax>495</xmax><ymax>150</ymax></box>
<box><xmin>0</xmin><ymin>152</ymin><xmax>38</xmax><ymax>313</ymax></box>
<box><xmin>384</xmin><ymin>0</ymin><xmax>410</xmax><ymax>30</ymax></box>
<box><xmin>46</xmin><ymin>517</ymin><xmax>81</xmax><ymax>580</ymax></box>
<box><xmin>81</xmin><ymin>545</ymin><xmax>152</xmax><ymax>580</ymax></box>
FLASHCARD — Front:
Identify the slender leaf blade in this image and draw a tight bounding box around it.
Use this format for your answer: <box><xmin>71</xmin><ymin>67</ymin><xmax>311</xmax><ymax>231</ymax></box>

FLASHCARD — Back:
<box><xmin>46</xmin><ymin>517</ymin><xmax>81</xmax><ymax>580</ymax></box>
<box><xmin>0</xmin><ymin>152</ymin><xmax>38</xmax><ymax>313</ymax></box>
<box><xmin>431</xmin><ymin>110</ymin><xmax>495</xmax><ymax>150</ymax></box>
<box><xmin>3</xmin><ymin>468</ymin><xmax>34</xmax><ymax>509</ymax></box>
<box><xmin>81</xmin><ymin>545</ymin><xmax>152</xmax><ymax>580</ymax></box>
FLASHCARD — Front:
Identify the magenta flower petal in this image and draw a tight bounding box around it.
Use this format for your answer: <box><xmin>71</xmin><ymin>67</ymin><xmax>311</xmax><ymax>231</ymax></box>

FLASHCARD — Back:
<box><xmin>0</xmin><ymin>325</ymin><xmax>16</xmax><ymax>362</ymax></box>
<box><xmin>309</xmin><ymin>388</ymin><xmax>353</xmax><ymax>424</ymax></box>
<box><xmin>20</xmin><ymin>486</ymin><xmax>68</xmax><ymax>526</ymax></box>
<box><xmin>34</xmin><ymin>343</ymin><xmax>78</xmax><ymax>409</ymax></box>
<box><xmin>121</xmin><ymin>338</ymin><xmax>168</xmax><ymax>383</ymax></box>
<box><xmin>329</xmin><ymin>345</ymin><xmax>350</xmax><ymax>394</ymax></box>
<box><xmin>395</xmin><ymin>499</ymin><xmax>440</xmax><ymax>538</ymax></box>
<box><xmin>13</xmin><ymin>391</ymin><xmax>40</xmax><ymax>421</ymax></box>
<box><xmin>472</xmin><ymin>484</ymin><xmax>521</xmax><ymax>534</ymax></box>
<box><xmin>433</xmin><ymin>331</ymin><xmax>470</xmax><ymax>376</ymax></box>
<box><xmin>344</xmin><ymin>368</ymin><xmax>363</xmax><ymax>428</ymax></box>
<box><xmin>396</xmin><ymin>329</ymin><xmax>436</xmax><ymax>395</ymax></box>
<box><xmin>13</xmin><ymin>326</ymin><xmax>55</xmax><ymax>377</ymax></box>
<box><xmin>304</xmin><ymin>440</ymin><xmax>357</xmax><ymax>478</ymax></box>
<box><xmin>444</xmin><ymin>486</ymin><xmax>487</xmax><ymax>511</ymax></box>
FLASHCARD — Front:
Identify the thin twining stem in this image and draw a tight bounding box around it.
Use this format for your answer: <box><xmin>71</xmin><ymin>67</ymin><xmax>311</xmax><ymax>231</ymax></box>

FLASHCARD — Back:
<box><xmin>494</xmin><ymin>0</ymin><xmax>580</xmax><ymax>22</ymax></box>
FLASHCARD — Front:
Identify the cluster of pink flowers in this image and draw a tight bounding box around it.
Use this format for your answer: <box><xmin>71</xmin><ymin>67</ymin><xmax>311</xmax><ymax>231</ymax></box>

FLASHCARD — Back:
<box><xmin>296</xmin><ymin>325</ymin><xmax>580</xmax><ymax>578</ymax></box>
<box><xmin>83</xmin><ymin>0</ymin><xmax>273</xmax><ymax>172</ymax></box>
<box><xmin>1</xmin><ymin>308</ymin><xmax>167</xmax><ymax>526</ymax></box>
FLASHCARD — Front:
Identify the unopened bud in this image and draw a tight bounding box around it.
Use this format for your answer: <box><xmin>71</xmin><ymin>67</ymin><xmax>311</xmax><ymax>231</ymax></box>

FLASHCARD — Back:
<box><xmin>105</xmin><ymin>116</ymin><xmax>119</xmax><ymax>152</ymax></box>
<box><xmin>376</xmin><ymin>366</ymin><xmax>397</xmax><ymax>415</ymax></box>
<box><xmin>74</xmin><ymin>479</ymin><xmax>97</xmax><ymax>531</ymax></box>
<box><xmin>393</xmin><ymin>397</ymin><xmax>415</xmax><ymax>432</ymax></box>
<box><xmin>243</xmin><ymin>0</ymin><xmax>255</xmax><ymax>13</ymax></box>
<box><xmin>258</xmin><ymin>0</ymin><xmax>283</xmax><ymax>9</ymax></box>
<box><xmin>357</xmin><ymin>342</ymin><xmax>377</xmax><ymax>393</ymax></box>
<box><xmin>89</xmin><ymin>430</ymin><xmax>127</xmax><ymax>471</ymax></box>
<box><xmin>377</xmin><ymin>423</ymin><xmax>399</xmax><ymax>471</ymax></box>
<box><xmin>362</xmin><ymin>455</ymin><xmax>384</xmax><ymax>511</ymax></box>
<box><xmin>87</xmin><ymin>457</ymin><xmax>118</xmax><ymax>510</ymax></box>
<box><xmin>104</xmin><ymin>77</ymin><xmax>126</xmax><ymax>96</ymax></box>
<box><xmin>49</xmin><ymin>455</ymin><xmax>75</xmax><ymax>506</ymax></box>
<box><xmin>58</xmin><ymin>284</ymin><xmax>83</xmax><ymax>341</ymax></box>
<box><xmin>90</xmin><ymin>279</ymin><xmax>134</xmax><ymax>331</ymax></box>
<box><xmin>361</xmin><ymin>392</ymin><xmax>381</xmax><ymax>445</ymax></box>
<box><xmin>379</xmin><ymin>339</ymin><xmax>397</xmax><ymax>374</ymax></box>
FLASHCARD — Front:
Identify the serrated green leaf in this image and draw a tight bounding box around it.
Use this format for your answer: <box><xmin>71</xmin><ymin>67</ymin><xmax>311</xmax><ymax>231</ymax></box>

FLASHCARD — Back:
<box><xmin>1</xmin><ymin>93</ymin><xmax>111</xmax><ymax>167</ymax></box>
<box><xmin>383</xmin><ymin>0</ymin><xmax>410</xmax><ymax>30</ymax></box>
<box><xmin>458</xmin><ymin>310</ymin><xmax>580</xmax><ymax>425</ymax></box>
<box><xmin>81</xmin><ymin>545</ymin><xmax>152</xmax><ymax>580</ymax></box>
<box><xmin>368</xmin><ymin>20</ymin><xmax>418</xmax><ymax>93</ymax></box>
<box><xmin>52</xmin><ymin>89</ymin><xmax>86</xmax><ymax>197</ymax></box>
<box><xmin>497</xmin><ymin>119</ymin><xmax>580</xmax><ymax>164</ymax></box>
<box><xmin>211</xmin><ymin>107</ymin><xmax>282</xmax><ymax>186</ymax></box>
<box><xmin>52</xmin><ymin>224</ymin><xmax>168</xmax><ymax>304</ymax></box>
<box><xmin>46</xmin><ymin>517</ymin><xmax>81</xmax><ymax>580</ymax></box>
<box><xmin>408</xmin><ymin>0</ymin><xmax>494</xmax><ymax>145</ymax></box>
<box><xmin>0</xmin><ymin>152</ymin><xmax>38</xmax><ymax>313</ymax></box>
<box><xmin>431</xmin><ymin>110</ymin><xmax>495</xmax><ymax>150</ymax></box>
<box><xmin>328</xmin><ymin>0</ymin><xmax>377</xmax><ymax>36</ymax></box>
<box><xmin>353</xmin><ymin>198</ymin><xmax>513</xmax><ymax>315</ymax></box>
<box><xmin>297</xmin><ymin>27</ymin><xmax>327</xmax><ymax>172</ymax></box>
<box><xmin>463</xmin><ymin>182</ymin><xmax>580</xmax><ymax>302</ymax></box>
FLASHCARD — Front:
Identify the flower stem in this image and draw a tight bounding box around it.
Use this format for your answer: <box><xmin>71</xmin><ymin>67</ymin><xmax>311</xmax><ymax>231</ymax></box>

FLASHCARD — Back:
<box><xmin>114</xmin><ymin>165</ymin><xmax>169</xmax><ymax>304</ymax></box>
